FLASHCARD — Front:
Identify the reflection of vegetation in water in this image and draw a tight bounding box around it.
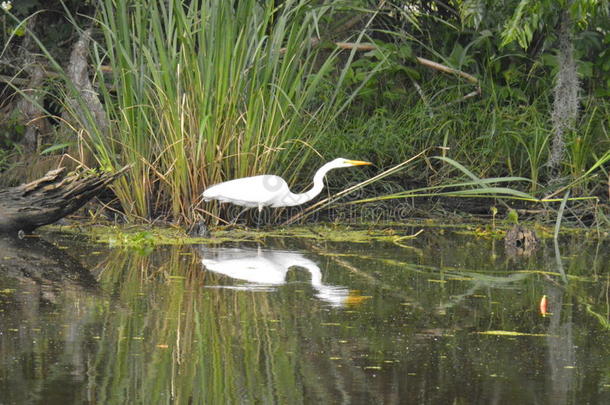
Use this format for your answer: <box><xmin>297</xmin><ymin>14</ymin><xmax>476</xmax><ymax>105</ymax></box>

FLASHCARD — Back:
<box><xmin>2</xmin><ymin>230</ymin><xmax>609</xmax><ymax>403</ymax></box>
<box><xmin>84</xmin><ymin>233</ymin><xmax>610</xmax><ymax>403</ymax></box>
<box><xmin>90</xmin><ymin>246</ymin><xmax>343</xmax><ymax>403</ymax></box>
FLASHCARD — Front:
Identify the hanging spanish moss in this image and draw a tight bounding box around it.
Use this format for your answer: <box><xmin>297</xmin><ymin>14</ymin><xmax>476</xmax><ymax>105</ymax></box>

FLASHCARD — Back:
<box><xmin>548</xmin><ymin>9</ymin><xmax>581</xmax><ymax>181</ymax></box>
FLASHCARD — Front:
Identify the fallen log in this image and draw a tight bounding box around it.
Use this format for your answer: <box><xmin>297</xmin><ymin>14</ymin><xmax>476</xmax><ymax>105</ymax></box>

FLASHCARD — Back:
<box><xmin>0</xmin><ymin>165</ymin><xmax>130</xmax><ymax>234</ymax></box>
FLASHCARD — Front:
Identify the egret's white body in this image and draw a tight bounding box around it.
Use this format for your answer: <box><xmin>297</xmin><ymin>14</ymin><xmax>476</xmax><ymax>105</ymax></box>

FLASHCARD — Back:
<box><xmin>202</xmin><ymin>158</ymin><xmax>371</xmax><ymax>211</ymax></box>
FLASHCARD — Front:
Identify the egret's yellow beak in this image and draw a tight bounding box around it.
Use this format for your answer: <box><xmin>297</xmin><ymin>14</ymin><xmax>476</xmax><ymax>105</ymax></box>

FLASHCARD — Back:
<box><xmin>345</xmin><ymin>291</ymin><xmax>372</xmax><ymax>306</ymax></box>
<box><xmin>346</xmin><ymin>160</ymin><xmax>372</xmax><ymax>166</ymax></box>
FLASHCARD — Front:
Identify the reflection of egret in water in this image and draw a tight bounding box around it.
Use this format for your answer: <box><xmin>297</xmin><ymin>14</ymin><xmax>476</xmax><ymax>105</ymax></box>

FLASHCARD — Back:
<box><xmin>198</xmin><ymin>247</ymin><xmax>366</xmax><ymax>307</ymax></box>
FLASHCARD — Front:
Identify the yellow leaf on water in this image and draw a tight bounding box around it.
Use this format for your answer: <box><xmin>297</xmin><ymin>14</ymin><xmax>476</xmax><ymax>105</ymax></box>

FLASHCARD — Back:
<box><xmin>477</xmin><ymin>330</ymin><xmax>551</xmax><ymax>337</ymax></box>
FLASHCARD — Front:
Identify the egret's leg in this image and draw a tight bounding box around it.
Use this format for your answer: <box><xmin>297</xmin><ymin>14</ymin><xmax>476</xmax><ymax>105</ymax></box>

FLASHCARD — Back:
<box><xmin>256</xmin><ymin>205</ymin><xmax>263</xmax><ymax>229</ymax></box>
<box><xmin>230</xmin><ymin>206</ymin><xmax>250</xmax><ymax>225</ymax></box>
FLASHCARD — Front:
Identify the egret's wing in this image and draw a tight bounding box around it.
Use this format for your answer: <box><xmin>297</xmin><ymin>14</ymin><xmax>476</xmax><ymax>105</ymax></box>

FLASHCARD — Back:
<box><xmin>202</xmin><ymin>175</ymin><xmax>289</xmax><ymax>207</ymax></box>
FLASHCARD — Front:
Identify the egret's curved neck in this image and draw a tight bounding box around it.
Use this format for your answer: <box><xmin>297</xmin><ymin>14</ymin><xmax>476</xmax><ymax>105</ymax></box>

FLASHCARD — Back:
<box><xmin>284</xmin><ymin>161</ymin><xmax>338</xmax><ymax>207</ymax></box>
<box><xmin>297</xmin><ymin>262</ymin><xmax>323</xmax><ymax>288</ymax></box>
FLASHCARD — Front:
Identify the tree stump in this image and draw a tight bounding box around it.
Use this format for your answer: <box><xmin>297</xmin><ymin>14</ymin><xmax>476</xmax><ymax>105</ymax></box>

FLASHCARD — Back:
<box><xmin>0</xmin><ymin>166</ymin><xmax>129</xmax><ymax>234</ymax></box>
<box><xmin>504</xmin><ymin>224</ymin><xmax>539</xmax><ymax>257</ymax></box>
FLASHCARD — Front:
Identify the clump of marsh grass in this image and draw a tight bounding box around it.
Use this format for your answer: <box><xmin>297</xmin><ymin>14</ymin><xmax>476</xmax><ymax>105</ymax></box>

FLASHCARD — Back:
<box><xmin>61</xmin><ymin>0</ymin><xmax>380</xmax><ymax>223</ymax></box>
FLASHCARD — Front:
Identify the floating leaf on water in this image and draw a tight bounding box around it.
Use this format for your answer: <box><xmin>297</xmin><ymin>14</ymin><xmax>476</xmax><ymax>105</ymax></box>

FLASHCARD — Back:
<box><xmin>132</xmin><ymin>336</ymin><xmax>144</xmax><ymax>340</ymax></box>
<box><xmin>540</xmin><ymin>295</ymin><xmax>548</xmax><ymax>316</ymax></box>
<box><xmin>329</xmin><ymin>357</ymin><xmax>342</xmax><ymax>360</ymax></box>
<box><xmin>156</xmin><ymin>344</ymin><xmax>169</xmax><ymax>349</ymax></box>
<box><xmin>0</xmin><ymin>289</ymin><xmax>15</xmax><ymax>294</ymax></box>
<box><xmin>514</xmin><ymin>269</ymin><xmax>578</xmax><ymax>279</ymax></box>
<box><xmin>477</xmin><ymin>330</ymin><xmax>552</xmax><ymax>337</ymax></box>
<box><xmin>338</xmin><ymin>340</ymin><xmax>348</xmax><ymax>343</ymax></box>
<box><xmin>321</xmin><ymin>322</ymin><xmax>341</xmax><ymax>326</ymax></box>
<box><xmin>364</xmin><ymin>366</ymin><xmax>382</xmax><ymax>370</ymax></box>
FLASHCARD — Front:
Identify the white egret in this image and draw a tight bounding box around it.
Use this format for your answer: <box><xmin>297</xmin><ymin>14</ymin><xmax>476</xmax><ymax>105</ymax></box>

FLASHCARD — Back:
<box><xmin>202</xmin><ymin>158</ymin><xmax>372</xmax><ymax>212</ymax></box>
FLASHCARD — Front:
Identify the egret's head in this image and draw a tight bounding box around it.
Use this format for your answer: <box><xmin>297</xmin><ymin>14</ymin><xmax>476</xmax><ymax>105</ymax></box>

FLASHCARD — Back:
<box><xmin>332</xmin><ymin>158</ymin><xmax>373</xmax><ymax>168</ymax></box>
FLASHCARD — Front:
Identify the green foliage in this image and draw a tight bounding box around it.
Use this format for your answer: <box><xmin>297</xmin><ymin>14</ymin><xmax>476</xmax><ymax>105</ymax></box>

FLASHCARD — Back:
<box><xmin>0</xmin><ymin>111</ymin><xmax>25</xmax><ymax>171</ymax></box>
<box><xmin>5</xmin><ymin>0</ymin><xmax>607</xmax><ymax>224</ymax></box>
<box><xmin>341</xmin><ymin>41</ymin><xmax>416</xmax><ymax>105</ymax></box>
<box><xmin>500</xmin><ymin>0</ymin><xmax>544</xmax><ymax>49</ymax></box>
<box><xmin>507</xmin><ymin>208</ymin><xmax>519</xmax><ymax>224</ymax></box>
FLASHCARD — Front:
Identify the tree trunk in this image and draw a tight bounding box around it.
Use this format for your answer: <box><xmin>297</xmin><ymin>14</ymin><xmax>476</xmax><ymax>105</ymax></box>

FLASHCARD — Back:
<box><xmin>15</xmin><ymin>15</ymin><xmax>50</xmax><ymax>152</ymax></box>
<box><xmin>61</xmin><ymin>28</ymin><xmax>110</xmax><ymax>140</ymax></box>
<box><xmin>0</xmin><ymin>165</ymin><xmax>130</xmax><ymax>234</ymax></box>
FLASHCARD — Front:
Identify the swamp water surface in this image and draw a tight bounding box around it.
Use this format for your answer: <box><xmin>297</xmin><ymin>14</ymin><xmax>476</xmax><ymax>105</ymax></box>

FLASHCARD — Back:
<box><xmin>0</xmin><ymin>225</ymin><xmax>609</xmax><ymax>404</ymax></box>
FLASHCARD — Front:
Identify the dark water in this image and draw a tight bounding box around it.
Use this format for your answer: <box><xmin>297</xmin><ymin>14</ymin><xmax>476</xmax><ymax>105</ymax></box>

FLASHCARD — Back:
<box><xmin>0</xmin><ymin>226</ymin><xmax>609</xmax><ymax>404</ymax></box>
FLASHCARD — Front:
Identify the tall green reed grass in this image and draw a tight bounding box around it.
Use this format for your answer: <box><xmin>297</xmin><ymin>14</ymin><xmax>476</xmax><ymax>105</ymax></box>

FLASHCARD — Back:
<box><xmin>65</xmin><ymin>0</ymin><xmax>371</xmax><ymax>222</ymax></box>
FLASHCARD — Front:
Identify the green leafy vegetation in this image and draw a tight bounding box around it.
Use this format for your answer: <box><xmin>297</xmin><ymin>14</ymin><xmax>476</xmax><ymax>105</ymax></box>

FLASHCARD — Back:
<box><xmin>0</xmin><ymin>0</ymin><xmax>608</xmax><ymax>226</ymax></box>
